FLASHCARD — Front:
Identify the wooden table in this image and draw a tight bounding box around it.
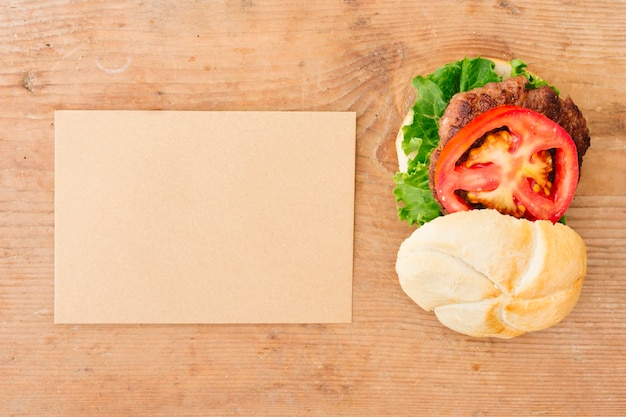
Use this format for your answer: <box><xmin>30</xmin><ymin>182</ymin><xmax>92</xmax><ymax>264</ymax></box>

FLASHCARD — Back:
<box><xmin>2</xmin><ymin>1</ymin><xmax>625</xmax><ymax>415</ymax></box>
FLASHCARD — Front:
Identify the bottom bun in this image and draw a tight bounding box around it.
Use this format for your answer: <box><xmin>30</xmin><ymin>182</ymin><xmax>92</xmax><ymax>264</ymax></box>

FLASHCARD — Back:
<box><xmin>395</xmin><ymin>209</ymin><xmax>587</xmax><ymax>338</ymax></box>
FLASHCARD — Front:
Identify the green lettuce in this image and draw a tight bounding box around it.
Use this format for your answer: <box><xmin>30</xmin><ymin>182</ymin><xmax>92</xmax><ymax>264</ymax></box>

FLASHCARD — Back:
<box><xmin>510</xmin><ymin>59</ymin><xmax>558</xmax><ymax>94</ymax></box>
<box><xmin>394</xmin><ymin>57</ymin><xmax>517</xmax><ymax>226</ymax></box>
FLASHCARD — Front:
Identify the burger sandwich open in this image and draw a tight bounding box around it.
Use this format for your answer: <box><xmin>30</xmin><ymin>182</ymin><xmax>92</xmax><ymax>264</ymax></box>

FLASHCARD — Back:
<box><xmin>393</xmin><ymin>57</ymin><xmax>590</xmax><ymax>338</ymax></box>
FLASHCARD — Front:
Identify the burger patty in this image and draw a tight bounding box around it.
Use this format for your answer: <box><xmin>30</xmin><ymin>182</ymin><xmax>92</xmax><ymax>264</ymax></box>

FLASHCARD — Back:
<box><xmin>435</xmin><ymin>75</ymin><xmax>591</xmax><ymax>166</ymax></box>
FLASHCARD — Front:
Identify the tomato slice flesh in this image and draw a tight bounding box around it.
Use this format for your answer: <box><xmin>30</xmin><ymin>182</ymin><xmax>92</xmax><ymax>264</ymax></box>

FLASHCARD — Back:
<box><xmin>434</xmin><ymin>105</ymin><xmax>579</xmax><ymax>222</ymax></box>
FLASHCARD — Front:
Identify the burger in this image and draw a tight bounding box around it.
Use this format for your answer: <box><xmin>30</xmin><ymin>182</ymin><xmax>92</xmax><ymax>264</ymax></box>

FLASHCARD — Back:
<box><xmin>393</xmin><ymin>57</ymin><xmax>591</xmax><ymax>338</ymax></box>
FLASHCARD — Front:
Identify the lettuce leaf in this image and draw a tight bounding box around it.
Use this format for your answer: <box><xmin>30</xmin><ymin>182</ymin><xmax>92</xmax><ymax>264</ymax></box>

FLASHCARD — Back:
<box><xmin>510</xmin><ymin>59</ymin><xmax>559</xmax><ymax>95</ymax></box>
<box><xmin>393</xmin><ymin>57</ymin><xmax>506</xmax><ymax>226</ymax></box>
<box><xmin>393</xmin><ymin>164</ymin><xmax>441</xmax><ymax>225</ymax></box>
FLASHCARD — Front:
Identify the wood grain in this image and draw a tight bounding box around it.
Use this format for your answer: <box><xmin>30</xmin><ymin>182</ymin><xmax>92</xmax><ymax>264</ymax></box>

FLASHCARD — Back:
<box><xmin>1</xmin><ymin>0</ymin><xmax>625</xmax><ymax>415</ymax></box>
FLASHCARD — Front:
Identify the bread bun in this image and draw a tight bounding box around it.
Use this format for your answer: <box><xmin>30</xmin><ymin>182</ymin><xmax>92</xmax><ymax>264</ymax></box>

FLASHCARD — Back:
<box><xmin>396</xmin><ymin>58</ymin><xmax>513</xmax><ymax>172</ymax></box>
<box><xmin>395</xmin><ymin>209</ymin><xmax>587</xmax><ymax>338</ymax></box>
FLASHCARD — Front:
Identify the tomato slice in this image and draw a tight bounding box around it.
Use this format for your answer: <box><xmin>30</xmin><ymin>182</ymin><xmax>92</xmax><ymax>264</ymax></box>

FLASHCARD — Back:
<box><xmin>433</xmin><ymin>105</ymin><xmax>579</xmax><ymax>222</ymax></box>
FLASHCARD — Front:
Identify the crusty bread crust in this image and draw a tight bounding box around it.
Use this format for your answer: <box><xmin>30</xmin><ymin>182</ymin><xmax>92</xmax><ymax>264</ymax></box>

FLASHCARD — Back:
<box><xmin>395</xmin><ymin>209</ymin><xmax>587</xmax><ymax>338</ymax></box>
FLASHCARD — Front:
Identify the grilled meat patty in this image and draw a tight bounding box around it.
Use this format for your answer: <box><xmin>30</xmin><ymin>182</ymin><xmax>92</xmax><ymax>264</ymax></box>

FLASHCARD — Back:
<box><xmin>435</xmin><ymin>75</ymin><xmax>590</xmax><ymax>165</ymax></box>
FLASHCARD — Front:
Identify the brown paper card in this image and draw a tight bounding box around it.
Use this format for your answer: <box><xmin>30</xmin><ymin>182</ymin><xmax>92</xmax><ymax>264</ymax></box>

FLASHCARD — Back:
<box><xmin>54</xmin><ymin>110</ymin><xmax>355</xmax><ymax>324</ymax></box>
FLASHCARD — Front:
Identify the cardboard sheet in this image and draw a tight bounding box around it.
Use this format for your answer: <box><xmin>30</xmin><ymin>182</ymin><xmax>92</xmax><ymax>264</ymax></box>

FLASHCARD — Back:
<box><xmin>54</xmin><ymin>110</ymin><xmax>355</xmax><ymax>324</ymax></box>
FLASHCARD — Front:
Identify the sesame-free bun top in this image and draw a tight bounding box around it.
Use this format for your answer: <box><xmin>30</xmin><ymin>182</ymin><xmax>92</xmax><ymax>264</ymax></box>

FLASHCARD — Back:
<box><xmin>395</xmin><ymin>209</ymin><xmax>587</xmax><ymax>338</ymax></box>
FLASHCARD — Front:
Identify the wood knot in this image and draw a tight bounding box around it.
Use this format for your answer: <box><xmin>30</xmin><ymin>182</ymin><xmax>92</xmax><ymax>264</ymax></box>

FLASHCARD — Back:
<box><xmin>21</xmin><ymin>70</ymin><xmax>36</xmax><ymax>93</ymax></box>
